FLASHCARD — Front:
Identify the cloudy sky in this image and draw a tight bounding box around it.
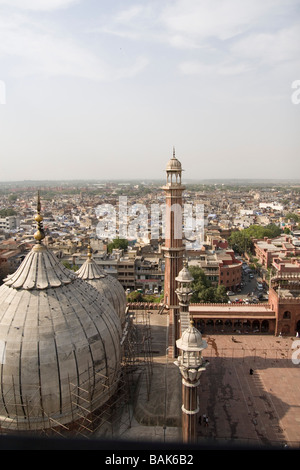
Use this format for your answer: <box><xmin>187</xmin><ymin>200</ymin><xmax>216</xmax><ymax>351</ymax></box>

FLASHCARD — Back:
<box><xmin>0</xmin><ymin>0</ymin><xmax>299</xmax><ymax>182</ymax></box>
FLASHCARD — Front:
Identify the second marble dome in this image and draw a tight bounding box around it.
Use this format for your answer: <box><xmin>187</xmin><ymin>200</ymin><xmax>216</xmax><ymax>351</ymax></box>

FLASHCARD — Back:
<box><xmin>76</xmin><ymin>248</ymin><xmax>127</xmax><ymax>327</ymax></box>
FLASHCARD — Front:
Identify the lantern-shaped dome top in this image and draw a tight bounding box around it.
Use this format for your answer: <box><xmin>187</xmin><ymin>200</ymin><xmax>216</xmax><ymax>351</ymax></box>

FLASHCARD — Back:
<box><xmin>166</xmin><ymin>147</ymin><xmax>182</xmax><ymax>172</ymax></box>
<box><xmin>176</xmin><ymin>321</ymin><xmax>207</xmax><ymax>352</ymax></box>
<box><xmin>175</xmin><ymin>264</ymin><xmax>193</xmax><ymax>284</ymax></box>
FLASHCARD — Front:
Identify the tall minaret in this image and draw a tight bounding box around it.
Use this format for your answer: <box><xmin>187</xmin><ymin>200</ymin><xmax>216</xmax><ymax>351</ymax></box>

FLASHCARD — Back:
<box><xmin>162</xmin><ymin>148</ymin><xmax>185</xmax><ymax>357</ymax></box>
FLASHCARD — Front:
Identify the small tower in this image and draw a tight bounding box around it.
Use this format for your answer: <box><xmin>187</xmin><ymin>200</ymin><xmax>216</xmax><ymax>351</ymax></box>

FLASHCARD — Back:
<box><xmin>175</xmin><ymin>321</ymin><xmax>208</xmax><ymax>443</ymax></box>
<box><xmin>162</xmin><ymin>148</ymin><xmax>185</xmax><ymax>356</ymax></box>
<box><xmin>175</xmin><ymin>261</ymin><xmax>194</xmax><ymax>333</ymax></box>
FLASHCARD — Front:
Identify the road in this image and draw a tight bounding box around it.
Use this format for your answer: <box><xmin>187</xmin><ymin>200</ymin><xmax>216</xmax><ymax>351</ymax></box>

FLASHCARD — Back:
<box><xmin>228</xmin><ymin>270</ymin><xmax>268</xmax><ymax>303</ymax></box>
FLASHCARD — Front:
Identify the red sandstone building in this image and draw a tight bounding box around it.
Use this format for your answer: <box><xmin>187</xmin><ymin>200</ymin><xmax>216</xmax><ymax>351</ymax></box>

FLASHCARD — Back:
<box><xmin>188</xmin><ymin>268</ymin><xmax>300</xmax><ymax>338</ymax></box>
<box><xmin>188</xmin><ymin>249</ymin><xmax>242</xmax><ymax>291</ymax></box>
<box><xmin>272</xmin><ymin>256</ymin><xmax>300</xmax><ymax>275</ymax></box>
<box><xmin>218</xmin><ymin>250</ymin><xmax>242</xmax><ymax>290</ymax></box>
<box><xmin>253</xmin><ymin>235</ymin><xmax>300</xmax><ymax>268</ymax></box>
<box><xmin>269</xmin><ymin>273</ymin><xmax>300</xmax><ymax>335</ymax></box>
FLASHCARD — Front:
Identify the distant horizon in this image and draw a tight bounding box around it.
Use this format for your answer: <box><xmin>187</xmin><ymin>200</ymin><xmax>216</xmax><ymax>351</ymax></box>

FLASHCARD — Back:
<box><xmin>1</xmin><ymin>177</ymin><xmax>300</xmax><ymax>186</ymax></box>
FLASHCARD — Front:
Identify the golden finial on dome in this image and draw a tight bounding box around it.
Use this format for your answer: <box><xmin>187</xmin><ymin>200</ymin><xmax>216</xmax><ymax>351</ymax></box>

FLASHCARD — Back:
<box><xmin>34</xmin><ymin>191</ymin><xmax>45</xmax><ymax>243</ymax></box>
<box><xmin>87</xmin><ymin>243</ymin><xmax>92</xmax><ymax>259</ymax></box>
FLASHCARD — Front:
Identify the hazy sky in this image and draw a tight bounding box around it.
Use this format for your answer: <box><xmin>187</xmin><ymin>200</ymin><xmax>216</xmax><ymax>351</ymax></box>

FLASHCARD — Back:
<box><xmin>0</xmin><ymin>0</ymin><xmax>299</xmax><ymax>182</ymax></box>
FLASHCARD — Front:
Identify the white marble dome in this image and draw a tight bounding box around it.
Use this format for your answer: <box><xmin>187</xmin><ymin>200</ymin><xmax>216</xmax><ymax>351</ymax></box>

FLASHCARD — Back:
<box><xmin>0</xmin><ymin>241</ymin><xmax>122</xmax><ymax>431</ymax></box>
<box><xmin>166</xmin><ymin>154</ymin><xmax>182</xmax><ymax>172</ymax></box>
<box><xmin>176</xmin><ymin>322</ymin><xmax>207</xmax><ymax>352</ymax></box>
<box><xmin>175</xmin><ymin>264</ymin><xmax>194</xmax><ymax>284</ymax></box>
<box><xmin>76</xmin><ymin>250</ymin><xmax>127</xmax><ymax>327</ymax></box>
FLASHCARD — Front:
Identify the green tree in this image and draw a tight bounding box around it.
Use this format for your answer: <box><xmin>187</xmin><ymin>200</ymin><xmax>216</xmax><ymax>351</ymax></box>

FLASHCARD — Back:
<box><xmin>189</xmin><ymin>266</ymin><xmax>209</xmax><ymax>287</ymax></box>
<box><xmin>107</xmin><ymin>237</ymin><xmax>128</xmax><ymax>253</ymax></box>
<box><xmin>199</xmin><ymin>286</ymin><xmax>217</xmax><ymax>303</ymax></box>
<box><xmin>189</xmin><ymin>266</ymin><xmax>227</xmax><ymax>303</ymax></box>
<box><xmin>285</xmin><ymin>212</ymin><xmax>300</xmax><ymax>223</ymax></box>
<box><xmin>127</xmin><ymin>291</ymin><xmax>143</xmax><ymax>302</ymax></box>
<box><xmin>263</xmin><ymin>224</ymin><xmax>282</xmax><ymax>238</ymax></box>
<box><xmin>0</xmin><ymin>208</ymin><xmax>17</xmax><ymax>216</ymax></box>
<box><xmin>229</xmin><ymin>224</ymin><xmax>282</xmax><ymax>255</ymax></box>
<box><xmin>215</xmin><ymin>285</ymin><xmax>228</xmax><ymax>303</ymax></box>
<box><xmin>228</xmin><ymin>230</ymin><xmax>252</xmax><ymax>255</ymax></box>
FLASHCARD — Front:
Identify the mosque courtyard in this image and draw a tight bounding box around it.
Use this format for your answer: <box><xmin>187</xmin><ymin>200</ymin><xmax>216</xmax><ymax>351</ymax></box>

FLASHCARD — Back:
<box><xmin>197</xmin><ymin>332</ymin><xmax>300</xmax><ymax>448</ymax></box>
<box><xmin>124</xmin><ymin>310</ymin><xmax>300</xmax><ymax>449</ymax></box>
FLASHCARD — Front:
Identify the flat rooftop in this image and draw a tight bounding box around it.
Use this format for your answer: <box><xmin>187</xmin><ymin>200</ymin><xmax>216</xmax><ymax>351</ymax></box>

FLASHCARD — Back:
<box><xmin>189</xmin><ymin>304</ymin><xmax>275</xmax><ymax>318</ymax></box>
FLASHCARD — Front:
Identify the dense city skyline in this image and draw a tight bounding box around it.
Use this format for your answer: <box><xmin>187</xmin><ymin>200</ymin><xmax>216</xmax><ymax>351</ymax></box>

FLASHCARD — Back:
<box><xmin>0</xmin><ymin>0</ymin><xmax>299</xmax><ymax>182</ymax></box>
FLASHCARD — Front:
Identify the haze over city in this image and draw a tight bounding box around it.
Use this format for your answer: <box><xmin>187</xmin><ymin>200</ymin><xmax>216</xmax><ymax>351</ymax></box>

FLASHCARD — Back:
<box><xmin>0</xmin><ymin>0</ymin><xmax>299</xmax><ymax>182</ymax></box>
